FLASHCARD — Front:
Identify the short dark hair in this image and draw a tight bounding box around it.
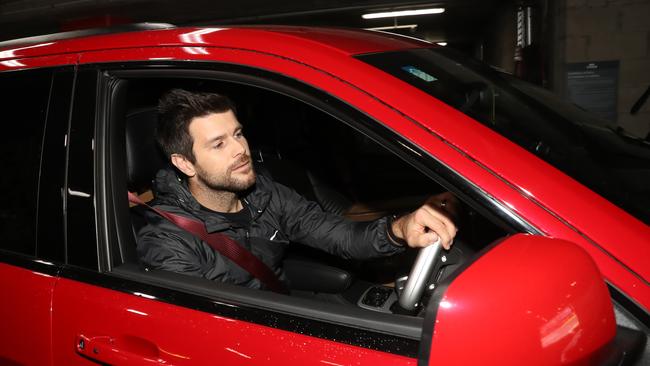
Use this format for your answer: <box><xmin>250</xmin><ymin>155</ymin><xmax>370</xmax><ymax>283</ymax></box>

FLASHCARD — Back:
<box><xmin>157</xmin><ymin>89</ymin><xmax>236</xmax><ymax>163</ymax></box>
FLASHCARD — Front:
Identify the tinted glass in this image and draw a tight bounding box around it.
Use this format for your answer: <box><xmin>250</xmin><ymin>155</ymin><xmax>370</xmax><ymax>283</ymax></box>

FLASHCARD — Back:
<box><xmin>358</xmin><ymin>49</ymin><xmax>650</xmax><ymax>224</ymax></box>
<box><xmin>36</xmin><ymin>69</ymin><xmax>74</xmax><ymax>262</ymax></box>
<box><xmin>0</xmin><ymin>69</ymin><xmax>52</xmax><ymax>255</ymax></box>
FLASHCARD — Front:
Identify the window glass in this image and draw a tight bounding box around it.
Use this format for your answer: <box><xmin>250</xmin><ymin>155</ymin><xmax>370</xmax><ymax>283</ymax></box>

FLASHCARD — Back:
<box><xmin>36</xmin><ymin>69</ymin><xmax>74</xmax><ymax>263</ymax></box>
<box><xmin>0</xmin><ymin>69</ymin><xmax>52</xmax><ymax>256</ymax></box>
<box><xmin>358</xmin><ymin>49</ymin><xmax>650</xmax><ymax>224</ymax></box>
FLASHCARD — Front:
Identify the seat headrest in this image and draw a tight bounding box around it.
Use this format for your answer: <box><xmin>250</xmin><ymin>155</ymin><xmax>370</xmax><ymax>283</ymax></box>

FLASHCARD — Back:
<box><xmin>125</xmin><ymin>107</ymin><xmax>169</xmax><ymax>193</ymax></box>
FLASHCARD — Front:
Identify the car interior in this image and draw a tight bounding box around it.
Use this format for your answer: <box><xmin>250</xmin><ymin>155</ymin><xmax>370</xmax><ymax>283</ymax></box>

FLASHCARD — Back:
<box><xmin>109</xmin><ymin>75</ymin><xmax>513</xmax><ymax>319</ymax></box>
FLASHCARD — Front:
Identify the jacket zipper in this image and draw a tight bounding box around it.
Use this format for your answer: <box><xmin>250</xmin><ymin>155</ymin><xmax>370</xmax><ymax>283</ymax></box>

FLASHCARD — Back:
<box><xmin>243</xmin><ymin>197</ymin><xmax>260</xmax><ymax>250</ymax></box>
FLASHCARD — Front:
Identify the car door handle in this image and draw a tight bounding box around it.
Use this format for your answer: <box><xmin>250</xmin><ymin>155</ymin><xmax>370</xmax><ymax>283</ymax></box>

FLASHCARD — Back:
<box><xmin>76</xmin><ymin>334</ymin><xmax>175</xmax><ymax>365</ymax></box>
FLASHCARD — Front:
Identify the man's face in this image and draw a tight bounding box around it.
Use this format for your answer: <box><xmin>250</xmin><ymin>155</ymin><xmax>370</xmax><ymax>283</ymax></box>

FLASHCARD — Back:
<box><xmin>187</xmin><ymin>110</ymin><xmax>255</xmax><ymax>192</ymax></box>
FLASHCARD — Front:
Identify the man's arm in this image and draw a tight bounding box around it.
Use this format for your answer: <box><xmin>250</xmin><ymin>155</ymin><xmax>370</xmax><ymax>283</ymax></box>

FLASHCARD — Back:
<box><xmin>137</xmin><ymin>230</ymin><xmax>244</xmax><ymax>285</ymax></box>
<box><xmin>268</xmin><ymin>179</ymin><xmax>402</xmax><ymax>259</ymax></box>
<box><xmin>267</xmin><ymin>177</ymin><xmax>458</xmax><ymax>257</ymax></box>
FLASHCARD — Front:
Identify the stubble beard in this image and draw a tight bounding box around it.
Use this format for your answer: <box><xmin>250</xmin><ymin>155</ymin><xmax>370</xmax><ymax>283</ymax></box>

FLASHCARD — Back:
<box><xmin>195</xmin><ymin>155</ymin><xmax>256</xmax><ymax>193</ymax></box>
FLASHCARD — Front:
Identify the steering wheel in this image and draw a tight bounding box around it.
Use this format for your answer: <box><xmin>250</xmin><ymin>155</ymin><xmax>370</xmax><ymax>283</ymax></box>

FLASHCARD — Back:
<box><xmin>397</xmin><ymin>238</ymin><xmax>444</xmax><ymax>311</ymax></box>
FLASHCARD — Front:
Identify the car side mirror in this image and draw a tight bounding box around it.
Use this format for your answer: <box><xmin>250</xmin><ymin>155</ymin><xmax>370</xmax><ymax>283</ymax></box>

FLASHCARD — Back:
<box><xmin>419</xmin><ymin>234</ymin><xmax>618</xmax><ymax>365</ymax></box>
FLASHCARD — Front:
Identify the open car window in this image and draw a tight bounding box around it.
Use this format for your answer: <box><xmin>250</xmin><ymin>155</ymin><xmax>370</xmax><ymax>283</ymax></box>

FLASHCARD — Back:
<box><xmin>98</xmin><ymin>64</ymin><xmax>529</xmax><ymax>352</ymax></box>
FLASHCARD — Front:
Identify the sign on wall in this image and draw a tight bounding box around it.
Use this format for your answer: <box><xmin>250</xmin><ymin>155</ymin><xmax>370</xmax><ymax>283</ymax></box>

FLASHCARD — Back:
<box><xmin>567</xmin><ymin>61</ymin><xmax>619</xmax><ymax>123</ymax></box>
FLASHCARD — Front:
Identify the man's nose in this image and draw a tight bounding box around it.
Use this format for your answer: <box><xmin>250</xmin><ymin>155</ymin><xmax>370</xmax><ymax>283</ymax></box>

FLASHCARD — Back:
<box><xmin>231</xmin><ymin>137</ymin><xmax>247</xmax><ymax>156</ymax></box>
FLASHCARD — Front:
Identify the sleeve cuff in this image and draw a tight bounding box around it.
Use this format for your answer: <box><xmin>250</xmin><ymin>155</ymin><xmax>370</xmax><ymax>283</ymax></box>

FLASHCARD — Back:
<box><xmin>386</xmin><ymin>214</ymin><xmax>407</xmax><ymax>248</ymax></box>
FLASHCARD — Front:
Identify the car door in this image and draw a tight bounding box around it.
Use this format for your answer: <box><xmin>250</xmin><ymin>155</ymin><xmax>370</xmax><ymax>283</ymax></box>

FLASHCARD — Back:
<box><xmin>49</xmin><ymin>66</ymin><xmax>420</xmax><ymax>365</ymax></box>
<box><xmin>0</xmin><ymin>66</ymin><xmax>73</xmax><ymax>365</ymax></box>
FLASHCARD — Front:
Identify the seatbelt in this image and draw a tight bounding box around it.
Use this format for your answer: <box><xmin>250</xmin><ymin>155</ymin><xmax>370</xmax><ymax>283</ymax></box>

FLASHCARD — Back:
<box><xmin>128</xmin><ymin>192</ymin><xmax>288</xmax><ymax>294</ymax></box>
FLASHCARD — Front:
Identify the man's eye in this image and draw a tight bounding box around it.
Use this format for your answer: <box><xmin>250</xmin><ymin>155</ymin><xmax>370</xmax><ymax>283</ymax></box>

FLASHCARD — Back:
<box><xmin>235</xmin><ymin>131</ymin><xmax>244</xmax><ymax>138</ymax></box>
<box><xmin>213</xmin><ymin>142</ymin><xmax>224</xmax><ymax>149</ymax></box>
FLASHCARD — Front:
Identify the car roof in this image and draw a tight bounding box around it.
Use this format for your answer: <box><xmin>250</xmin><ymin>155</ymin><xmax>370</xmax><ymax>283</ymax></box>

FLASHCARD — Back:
<box><xmin>0</xmin><ymin>24</ymin><xmax>431</xmax><ymax>62</ymax></box>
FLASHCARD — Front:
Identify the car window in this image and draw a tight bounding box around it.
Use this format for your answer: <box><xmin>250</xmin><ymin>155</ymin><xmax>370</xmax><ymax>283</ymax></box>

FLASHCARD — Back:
<box><xmin>108</xmin><ymin>71</ymin><xmax>513</xmax><ymax>282</ymax></box>
<box><xmin>118</xmin><ymin>77</ymin><xmax>467</xmax><ymax>247</ymax></box>
<box><xmin>357</xmin><ymin>48</ymin><xmax>650</xmax><ymax>224</ymax></box>
<box><xmin>94</xmin><ymin>65</ymin><xmax>527</xmax><ymax>351</ymax></box>
<box><xmin>0</xmin><ymin>69</ymin><xmax>52</xmax><ymax>256</ymax></box>
<box><xmin>35</xmin><ymin>69</ymin><xmax>74</xmax><ymax>263</ymax></box>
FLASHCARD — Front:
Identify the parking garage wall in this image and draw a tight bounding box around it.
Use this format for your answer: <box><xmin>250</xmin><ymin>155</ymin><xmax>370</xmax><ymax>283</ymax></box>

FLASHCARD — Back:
<box><xmin>564</xmin><ymin>0</ymin><xmax>650</xmax><ymax>138</ymax></box>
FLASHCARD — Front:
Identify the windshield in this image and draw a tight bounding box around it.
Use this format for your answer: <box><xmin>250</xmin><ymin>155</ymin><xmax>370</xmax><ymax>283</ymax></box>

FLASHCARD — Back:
<box><xmin>357</xmin><ymin>48</ymin><xmax>650</xmax><ymax>224</ymax></box>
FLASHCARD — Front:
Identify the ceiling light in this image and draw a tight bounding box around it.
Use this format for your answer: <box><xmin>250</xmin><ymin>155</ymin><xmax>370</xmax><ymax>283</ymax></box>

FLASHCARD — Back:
<box><xmin>366</xmin><ymin>24</ymin><xmax>418</xmax><ymax>31</ymax></box>
<box><xmin>436</xmin><ymin>42</ymin><xmax>447</xmax><ymax>46</ymax></box>
<box><xmin>362</xmin><ymin>8</ymin><xmax>445</xmax><ymax>20</ymax></box>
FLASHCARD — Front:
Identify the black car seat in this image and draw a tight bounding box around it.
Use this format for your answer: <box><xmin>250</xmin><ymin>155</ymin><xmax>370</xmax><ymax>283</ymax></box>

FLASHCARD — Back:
<box><xmin>251</xmin><ymin>148</ymin><xmax>353</xmax><ymax>216</ymax></box>
<box><xmin>125</xmin><ymin>107</ymin><xmax>169</xmax><ymax>199</ymax></box>
<box><xmin>124</xmin><ymin>107</ymin><xmax>169</xmax><ymax>264</ymax></box>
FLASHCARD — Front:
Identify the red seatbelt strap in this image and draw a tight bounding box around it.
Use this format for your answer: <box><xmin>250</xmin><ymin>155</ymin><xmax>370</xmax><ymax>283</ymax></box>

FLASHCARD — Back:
<box><xmin>128</xmin><ymin>192</ymin><xmax>288</xmax><ymax>294</ymax></box>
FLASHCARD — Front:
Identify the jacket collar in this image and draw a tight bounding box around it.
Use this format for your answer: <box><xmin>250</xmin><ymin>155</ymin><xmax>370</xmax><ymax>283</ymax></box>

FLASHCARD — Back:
<box><xmin>152</xmin><ymin>168</ymin><xmax>271</xmax><ymax>233</ymax></box>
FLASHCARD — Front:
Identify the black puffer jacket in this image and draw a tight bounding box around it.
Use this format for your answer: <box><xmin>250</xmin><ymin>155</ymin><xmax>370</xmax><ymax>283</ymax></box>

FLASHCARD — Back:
<box><xmin>137</xmin><ymin>169</ymin><xmax>403</xmax><ymax>289</ymax></box>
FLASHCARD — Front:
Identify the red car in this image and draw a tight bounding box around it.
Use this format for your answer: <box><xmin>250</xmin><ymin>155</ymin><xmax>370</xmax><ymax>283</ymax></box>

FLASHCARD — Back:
<box><xmin>0</xmin><ymin>24</ymin><xmax>648</xmax><ymax>365</ymax></box>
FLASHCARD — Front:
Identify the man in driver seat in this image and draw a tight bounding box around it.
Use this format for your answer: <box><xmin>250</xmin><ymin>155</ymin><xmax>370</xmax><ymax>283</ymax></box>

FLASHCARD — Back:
<box><xmin>137</xmin><ymin>89</ymin><xmax>458</xmax><ymax>290</ymax></box>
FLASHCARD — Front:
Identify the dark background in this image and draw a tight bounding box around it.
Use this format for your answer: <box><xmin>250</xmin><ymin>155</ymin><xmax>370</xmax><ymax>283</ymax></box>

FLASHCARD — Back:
<box><xmin>1</xmin><ymin>0</ymin><xmax>649</xmax><ymax>137</ymax></box>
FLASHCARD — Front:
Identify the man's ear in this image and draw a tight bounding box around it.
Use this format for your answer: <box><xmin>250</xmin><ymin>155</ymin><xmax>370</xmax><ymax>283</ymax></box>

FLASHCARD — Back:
<box><xmin>170</xmin><ymin>154</ymin><xmax>196</xmax><ymax>178</ymax></box>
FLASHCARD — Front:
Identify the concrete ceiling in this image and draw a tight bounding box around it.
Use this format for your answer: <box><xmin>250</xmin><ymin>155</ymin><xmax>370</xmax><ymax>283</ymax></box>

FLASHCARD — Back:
<box><xmin>0</xmin><ymin>0</ymin><xmax>507</xmax><ymax>47</ymax></box>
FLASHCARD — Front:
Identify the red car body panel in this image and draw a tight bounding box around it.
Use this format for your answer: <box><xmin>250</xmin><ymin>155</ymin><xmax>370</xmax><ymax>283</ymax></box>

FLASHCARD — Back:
<box><xmin>0</xmin><ymin>53</ymin><xmax>78</xmax><ymax>70</ymax></box>
<box><xmin>0</xmin><ymin>26</ymin><xmax>425</xmax><ymax>61</ymax></box>
<box><xmin>0</xmin><ymin>263</ymin><xmax>56</xmax><ymax>366</ymax></box>
<box><xmin>51</xmin><ymin>277</ymin><xmax>415</xmax><ymax>366</ymax></box>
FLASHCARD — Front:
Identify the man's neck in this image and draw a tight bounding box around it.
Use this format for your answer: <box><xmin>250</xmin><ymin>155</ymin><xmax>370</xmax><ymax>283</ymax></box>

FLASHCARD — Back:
<box><xmin>188</xmin><ymin>180</ymin><xmax>242</xmax><ymax>213</ymax></box>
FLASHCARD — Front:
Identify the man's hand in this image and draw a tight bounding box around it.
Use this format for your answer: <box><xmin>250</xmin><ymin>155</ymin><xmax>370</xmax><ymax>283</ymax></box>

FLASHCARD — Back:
<box><xmin>391</xmin><ymin>192</ymin><xmax>459</xmax><ymax>250</ymax></box>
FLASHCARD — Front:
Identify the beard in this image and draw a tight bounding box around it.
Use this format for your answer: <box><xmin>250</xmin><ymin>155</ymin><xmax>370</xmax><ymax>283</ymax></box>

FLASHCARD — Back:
<box><xmin>195</xmin><ymin>155</ymin><xmax>256</xmax><ymax>193</ymax></box>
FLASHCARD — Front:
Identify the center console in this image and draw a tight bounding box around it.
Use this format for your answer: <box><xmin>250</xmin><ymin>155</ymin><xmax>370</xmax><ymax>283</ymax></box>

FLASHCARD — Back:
<box><xmin>357</xmin><ymin>285</ymin><xmax>398</xmax><ymax>313</ymax></box>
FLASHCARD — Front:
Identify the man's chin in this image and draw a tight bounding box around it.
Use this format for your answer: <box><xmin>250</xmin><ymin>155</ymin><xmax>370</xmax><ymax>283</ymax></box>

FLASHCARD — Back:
<box><xmin>231</xmin><ymin>172</ymin><xmax>256</xmax><ymax>192</ymax></box>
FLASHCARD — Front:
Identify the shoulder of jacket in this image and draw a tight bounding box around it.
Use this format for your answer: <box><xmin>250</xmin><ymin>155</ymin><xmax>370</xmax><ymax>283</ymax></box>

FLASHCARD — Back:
<box><xmin>255</xmin><ymin>173</ymin><xmax>274</xmax><ymax>188</ymax></box>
